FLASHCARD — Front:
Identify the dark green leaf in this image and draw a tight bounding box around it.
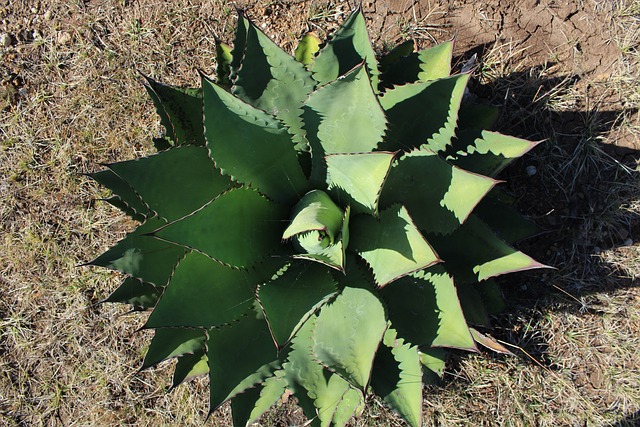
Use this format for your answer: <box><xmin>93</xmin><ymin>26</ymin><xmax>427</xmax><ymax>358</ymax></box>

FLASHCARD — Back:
<box><xmin>216</xmin><ymin>40</ymin><xmax>233</xmax><ymax>87</ymax></box>
<box><xmin>258</xmin><ymin>262</ymin><xmax>337</xmax><ymax>347</ymax></box>
<box><xmin>103</xmin><ymin>277</ymin><xmax>160</xmax><ymax>309</ymax></box>
<box><xmin>475</xmin><ymin>189</ymin><xmax>541</xmax><ymax>244</ymax></box>
<box><xmin>90</xmin><ymin>169</ymin><xmax>149</xmax><ymax>220</ymax></box>
<box><xmin>107</xmin><ymin>145</ymin><xmax>230</xmax><ymax>222</ymax></box>
<box><xmin>143</xmin><ymin>75</ymin><xmax>204</xmax><ymax>146</ymax></box>
<box><xmin>283</xmin><ymin>190</ymin><xmax>344</xmax><ymax>243</ymax></box>
<box><xmin>89</xmin><ymin>218</ymin><xmax>187</xmax><ymax>287</ymax></box>
<box><xmin>231</xmin><ymin>374</ymin><xmax>287</xmax><ymax>427</ymax></box>
<box><xmin>145</xmin><ymin>251</ymin><xmax>260</xmax><ymax>328</ymax></box>
<box><xmin>381</xmin><ymin>266</ymin><xmax>475</xmax><ymax>350</ymax></box>
<box><xmin>172</xmin><ymin>352</ymin><xmax>209</xmax><ymax>387</ymax></box>
<box><xmin>202</xmin><ymin>76</ymin><xmax>309</xmax><ymax>203</ymax></box>
<box><xmin>142</xmin><ymin>327</ymin><xmax>206</xmax><ymax>369</ymax></box>
<box><xmin>379</xmin><ymin>74</ymin><xmax>469</xmax><ymax>153</ymax></box>
<box><xmin>154</xmin><ymin>188</ymin><xmax>287</xmax><ymax>269</ymax></box>
<box><xmin>381</xmin><ymin>41</ymin><xmax>453</xmax><ymax>87</ymax></box>
<box><xmin>207</xmin><ymin>308</ymin><xmax>279</xmax><ymax>412</ymax></box>
<box><xmin>311</xmin><ymin>7</ymin><xmax>379</xmax><ymax>89</ymax></box>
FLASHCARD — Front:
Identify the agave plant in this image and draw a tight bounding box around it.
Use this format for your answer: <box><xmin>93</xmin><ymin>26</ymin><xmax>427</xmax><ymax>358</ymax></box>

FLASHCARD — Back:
<box><xmin>88</xmin><ymin>7</ymin><xmax>545</xmax><ymax>427</ymax></box>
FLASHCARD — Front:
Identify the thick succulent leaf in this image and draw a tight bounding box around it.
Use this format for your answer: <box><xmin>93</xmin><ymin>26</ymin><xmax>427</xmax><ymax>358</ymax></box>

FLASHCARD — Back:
<box><xmin>89</xmin><ymin>218</ymin><xmax>187</xmax><ymax>287</ymax></box>
<box><xmin>143</xmin><ymin>75</ymin><xmax>204</xmax><ymax>146</ymax></box>
<box><xmin>427</xmin><ymin>215</ymin><xmax>548</xmax><ymax>284</ymax></box>
<box><xmin>310</xmin><ymin>7</ymin><xmax>379</xmax><ymax>89</ymax></box>
<box><xmin>381</xmin><ymin>41</ymin><xmax>453</xmax><ymax>86</ymax></box>
<box><xmin>230</xmin><ymin>12</ymin><xmax>249</xmax><ymax>79</ymax></box>
<box><xmin>107</xmin><ymin>146</ymin><xmax>230</xmax><ymax>222</ymax></box>
<box><xmin>258</xmin><ymin>262</ymin><xmax>337</xmax><ymax>348</ymax></box>
<box><xmin>381</xmin><ymin>147</ymin><xmax>497</xmax><ymax>235</ymax></box>
<box><xmin>153</xmin><ymin>188</ymin><xmax>287</xmax><ymax>268</ymax></box>
<box><xmin>379</xmin><ymin>39</ymin><xmax>414</xmax><ymax>69</ymax></box>
<box><xmin>419</xmin><ymin>347</ymin><xmax>446</xmax><ymax>381</ymax></box>
<box><xmin>145</xmin><ymin>251</ymin><xmax>258</xmax><ymax>328</ymax></box>
<box><xmin>477</xmin><ymin>279</ymin><xmax>506</xmax><ymax>315</ymax></box>
<box><xmin>313</xmin><ymin>286</ymin><xmax>388</xmax><ymax>390</ymax></box>
<box><xmin>457</xmin><ymin>103</ymin><xmax>501</xmax><ymax>131</ymax></box>
<box><xmin>303</xmin><ymin>64</ymin><xmax>386</xmax><ymax>186</ymax></box>
<box><xmin>381</xmin><ymin>266</ymin><xmax>476</xmax><ymax>350</ymax></box>
<box><xmin>89</xmin><ymin>169</ymin><xmax>149</xmax><ymax>220</ymax></box>
<box><xmin>141</xmin><ymin>327</ymin><xmax>206</xmax><ymax>369</ymax></box>
<box><xmin>475</xmin><ymin>189</ymin><xmax>541</xmax><ymax>244</ymax></box>
<box><xmin>103</xmin><ymin>277</ymin><xmax>160</xmax><ymax>309</ymax></box>
<box><xmin>216</xmin><ymin>40</ymin><xmax>233</xmax><ymax>87</ymax></box>
<box><xmin>283</xmin><ymin>316</ymin><xmax>361</xmax><ymax>427</ymax></box>
<box><xmin>457</xmin><ymin>283</ymin><xmax>491</xmax><ymax>327</ymax></box>
<box><xmin>234</xmin><ymin>23</ymin><xmax>316</xmax><ymax>148</ymax></box>
<box><xmin>379</xmin><ymin>74</ymin><xmax>469</xmax><ymax>153</ymax></box>
<box><xmin>292</xmin><ymin>205</ymin><xmax>350</xmax><ymax>272</ymax></box>
<box><xmin>325</xmin><ymin>152</ymin><xmax>395</xmax><ymax>215</ymax></box>
<box><xmin>231</xmin><ymin>374</ymin><xmax>287</xmax><ymax>427</ymax></box>
<box><xmin>283</xmin><ymin>190</ymin><xmax>344</xmax><ymax>242</ymax></box>
<box><xmin>202</xmin><ymin>76</ymin><xmax>308</xmax><ymax>203</ymax></box>
<box><xmin>207</xmin><ymin>308</ymin><xmax>279</xmax><ymax>412</ymax></box>
<box><xmin>172</xmin><ymin>352</ymin><xmax>209</xmax><ymax>387</ymax></box>
<box><xmin>295</xmin><ymin>32</ymin><xmax>321</xmax><ymax>65</ymax></box>
<box><xmin>447</xmin><ymin>130</ymin><xmax>540</xmax><ymax>177</ymax></box>
<box><xmin>350</xmin><ymin>205</ymin><xmax>441</xmax><ymax>287</ymax></box>
<box><xmin>370</xmin><ymin>328</ymin><xmax>422</xmax><ymax>427</ymax></box>
<box><xmin>331</xmin><ymin>387</ymin><xmax>365</xmax><ymax>427</ymax></box>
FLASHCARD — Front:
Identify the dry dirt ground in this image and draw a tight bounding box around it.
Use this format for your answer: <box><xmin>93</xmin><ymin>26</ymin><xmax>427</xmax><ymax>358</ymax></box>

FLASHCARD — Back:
<box><xmin>1</xmin><ymin>0</ymin><xmax>639</xmax><ymax>426</ymax></box>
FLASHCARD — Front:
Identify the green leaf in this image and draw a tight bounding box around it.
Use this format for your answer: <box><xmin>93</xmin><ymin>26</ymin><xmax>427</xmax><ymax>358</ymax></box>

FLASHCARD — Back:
<box><xmin>202</xmin><ymin>76</ymin><xmax>309</xmax><ymax>203</ymax></box>
<box><xmin>457</xmin><ymin>283</ymin><xmax>490</xmax><ymax>327</ymax></box>
<box><xmin>145</xmin><ymin>251</ymin><xmax>260</xmax><ymax>328</ymax></box>
<box><xmin>143</xmin><ymin>75</ymin><xmax>204</xmax><ymax>146</ymax></box>
<box><xmin>207</xmin><ymin>308</ymin><xmax>279</xmax><ymax>412</ymax></box>
<box><xmin>107</xmin><ymin>146</ymin><xmax>230</xmax><ymax>222</ymax></box>
<box><xmin>141</xmin><ymin>327</ymin><xmax>206</xmax><ymax>369</ymax></box>
<box><xmin>89</xmin><ymin>169</ymin><xmax>149</xmax><ymax>220</ymax></box>
<box><xmin>103</xmin><ymin>277</ymin><xmax>161</xmax><ymax>309</ymax></box>
<box><xmin>258</xmin><ymin>262</ymin><xmax>337</xmax><ymax>348</ymax></box>
<box><xmin>283</xmin><ymin>190</ymin><xmax>344</xmax><ymax>243</ymax></box>
<box><xmin>474</xmin><ymin>189</ymin><xmax>541</xmax><ymax>244</ymax></box>
<box><xmin>379</xmin><ymin>39</ymin><xmax>414</xmax><ymax>69</ymax></box>
<box><xmin>303</xmin><ymin>64</ymin><xmax>386</xmax><ymax>186</ymax></box>
<box><xmin>172</xmin><ymin>352</ymin><xmax>209</xmax><ymax>387</ymax></box>
<box><xmin>216</xmin><ymin>40</ymin><xmax>233</xmax><ymax>87</ymax></box>
<box><xmin>313</xmin><ymin>286</ymin><xmax>387</xmax><ymax>390</ymax></box>
<box><xmin>428</xmin><ymin>215</ymin><xmax>548</xmax><ymax>284</ymax></box>
<box><xmin>380</xmin><ymin>147</ymin><xmax>497</xmax><ymax>235</ymax></box>
<box><xmin>89</xmin><ymin>218</ymin><xmax>187</xmax><ymax>287</ymax></box>
<box><xmin>311</xmin><ymin>7</ymin><xmax>379</xmax><ymax>89</ymax></box>
<box><xmin>326</xmin><ymin>152</ymin><xmax>395</xmax><ymax>215</ymax></box>
<box><xmin>230</xmin><ymin>12</ymin><xmax>249</xmax><ymax>79</ymax></box>
<box><xmin>419</xmin><ymin>347</ymin><xmax>446</xmax><ymax>378</ymax></box>
<box><xmin>350</xmin><ymin>205</ymin><xmax>440</xmax><ymax>287</ymax></box>
<box><xmin>381</xmin><ymin>41</ymin><xmax>453</xmax><ymax>86</ymax></box>
<box><xmin>231</xmin><ymin>374</ymin><xmax>287</xmax><ymax>427</ymax></box>
<box><xmin>370</xmin><ymin>328</ymin><xmax>422</xmax><ymax>427</ymax></box>
<box><xmin>295</xmin><ymin>32</ymin><xmax>321</xmax><ymax>65</ymax></box>
<box><xmin>457</xmin><ymin>103</ymin><xmax>501</xmax><ymax>131</ymax></box>
<box><xmin>447</xmin><ymin>130</ymin><xmax>540</xmax><ymax>177</ymax></box>
<box><xmin>379</xmin><ymin>74</ymin><xmax>469</xmax><ymax>153</ymax></box>
<box><xmin>153</xmin><ymin>188</ymin><xmax>287</xmax><ymax>268</ymax></box>
<box><xmin>381</xmin><ymin>266</ymin><xmax>475</xmax><ymax>350</ymax></box>
<box><xmin>283</xmin><ymin>316</ymin><xmax>360</xmax><ymax>427</ymax></box>
<box><xmin>234</xmin><ymin>23</ymin><xmax>316</xmax><ymax>149</ymax></box>
<box><xmin>332</xmin><ymin>387</ymin><xmax>365</xmax><ymax>427</ymax></box>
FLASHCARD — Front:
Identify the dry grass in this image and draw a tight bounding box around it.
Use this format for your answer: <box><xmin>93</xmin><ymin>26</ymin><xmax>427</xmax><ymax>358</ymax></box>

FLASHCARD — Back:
<box><xmin>0</xmin><ymin>0</ymin><xmax>638</xmax><ymax>426</ymax></box>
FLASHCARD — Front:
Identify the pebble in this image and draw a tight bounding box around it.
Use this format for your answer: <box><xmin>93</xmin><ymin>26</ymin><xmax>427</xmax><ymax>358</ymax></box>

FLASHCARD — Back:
<box><xmin>0</xmin><ymin>32</ymin><xmax>11</xmax><ymax>47</ymax></box>
<box><xmin>624</xmin><ymin>238</ymin><xmax>633</xmax><ymax>246</ymax></box>
<box><xmin>57</xmin><ymin>31</ymin><xmax>72</xmax><ymax>45</ymax></box>
<box><xmin>526</xmin><ymin>165</ymin><xmax>537</xmax><ymax>176</ymax></box>
<box><xmin>44</xmin><ymin>10</ymin><xmax>52</xmax><ymax>20</ymax></box>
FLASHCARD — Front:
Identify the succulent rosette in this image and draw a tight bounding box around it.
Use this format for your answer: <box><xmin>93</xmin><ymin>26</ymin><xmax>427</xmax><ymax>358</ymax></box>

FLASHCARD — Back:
<box><xmin>88</xmin><ymin>7</ymin><xmax>545</xmax><ymax>427</ymax></box>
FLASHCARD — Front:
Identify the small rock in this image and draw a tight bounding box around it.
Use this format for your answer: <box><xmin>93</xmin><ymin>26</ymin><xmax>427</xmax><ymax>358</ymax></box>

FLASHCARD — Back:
<box><xmin>624</xmin><ymin>238</ymin><xmax>633</xmax><ymax>246</ymax></box>
<box><xmin>0</xmin><ymin>33</ymin><xmax>11</xmax><ymax>47</ymax></box>
<box><xmin>44</xmin><ymin>10</ymin><xmax>53</xmax><ymax>20</ymax></box>
<box><xmin>57</xmin><ymin>31</ymin><xmax>72</xmax><ymax>45</ymax></box>
<box><xmin>526</xmin><ymin>165</ymin><xmax>537</xmax><ymax>176</ymax></box>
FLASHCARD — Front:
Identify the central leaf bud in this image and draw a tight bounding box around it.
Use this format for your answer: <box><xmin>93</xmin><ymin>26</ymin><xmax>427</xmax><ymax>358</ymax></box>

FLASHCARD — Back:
<box><xmin>282</xmin><ymin>190</ymin><xmax>350</xmax><ymax>271</ymax></box>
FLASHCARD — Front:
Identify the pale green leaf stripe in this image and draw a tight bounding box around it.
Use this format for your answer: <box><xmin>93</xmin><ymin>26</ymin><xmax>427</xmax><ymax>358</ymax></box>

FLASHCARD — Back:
<box><xmin>231</xmin><ymin>374</ymin><xmax>287</xmax><ymax>427</ymax></box>
<box><xmin>283</xmin><ymin>190</ymin><xmax>344</xmax><ymax>242</ymax></box>
<box><xmin>313</xmin><ymin>286</ymin><xmax>388</xmax><ymax>390</ymax></box>
<box><xmin>172</xmin><ymin>352</ymin><xmax>209</xmax><ymax>388</ymax></box>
